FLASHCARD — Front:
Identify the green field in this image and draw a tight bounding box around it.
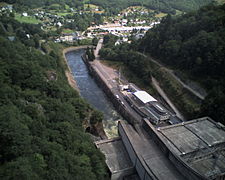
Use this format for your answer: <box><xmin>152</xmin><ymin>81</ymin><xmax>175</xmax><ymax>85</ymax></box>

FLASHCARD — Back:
<box><xmin>56</xmin><ymin>12</ymin><xmax>72</xmax><ymax>16</ymax></box>
<box><xmin>0</xmin><ymin>2</ymin><xmax>8</xmax><ymax>7</ymax></box>
<box><xmin>62</xmin><ymin>29</ymin><xmax>74</xmax><ymax>33</ymax></box>
<box><xmin>216</xmin><ymin>0</ymin><xmax>225</xmax><ymax>4</ymax></box>
<box><xmin>15</xmin><ymin>14</ymin><xmax>41</xmax><ymax>24</ymax></box>
<box><xmin>155</xmin><ymin>12</ymin><xmax>167</xmax><ymax>18</ymax></box>
<box><xmin>84</xmin><ymin>3</ymin><xmax>99</xmax><ymax>10</ymax></box>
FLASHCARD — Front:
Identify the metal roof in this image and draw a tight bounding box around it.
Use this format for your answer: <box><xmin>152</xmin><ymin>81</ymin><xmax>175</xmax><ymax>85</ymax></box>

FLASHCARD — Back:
<box><xmin>133</xmin><ymin>91</ymin><xmax>157</xmax><ymax>104</ymax></box>
<box><xmin>157</xmin><ymin>117</ymin><xmax>225</xmax><ymax>179</ymax></box>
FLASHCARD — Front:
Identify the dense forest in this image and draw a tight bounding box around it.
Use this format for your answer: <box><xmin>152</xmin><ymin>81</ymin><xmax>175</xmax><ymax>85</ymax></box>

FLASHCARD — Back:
<box><xmin>0</xmin><ymin>14</ymin><xmax>107</xmax><ymax>179</ymax></box>
<box><xmin>1</xmin><ymin>0</ymin><xmax>213</xmax><ymax>14</ymax></box>
<box><xmin>90</xmin><ymin>0</ymin><xmax>213</xmax><ymax>14</ymax></box>
<box><xmin>139</xmin><ymin>4</ymin><xmax>225</xmax><ymax>124</ymax></box>
<box><xmin>99</xmin><ymin>34</ymin><xmax>151</xmax><ymax>84</ymax></box>
<box><xmin>99</xmin><ymin>4</ymin><xmax>225</xmax><ymax>124</ymax></box>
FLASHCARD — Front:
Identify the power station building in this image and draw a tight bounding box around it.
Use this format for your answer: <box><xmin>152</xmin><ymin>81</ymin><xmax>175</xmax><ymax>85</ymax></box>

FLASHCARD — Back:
<box><xmin>96</xmin><ymin>117</ymin><xmax>225</xmax><ymax>180</ymax></box>
<box><xmin>124</xmin><ymin>90</ymin><xmax>170</xmax><ymax>125</ymax></box>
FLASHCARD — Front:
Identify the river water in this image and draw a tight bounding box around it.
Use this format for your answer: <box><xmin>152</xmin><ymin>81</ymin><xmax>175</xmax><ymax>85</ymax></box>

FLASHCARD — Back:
<box><xmin>65</xmin><ymin>49</ymin><xmax>121</xmax><ymax>138</ymax></box>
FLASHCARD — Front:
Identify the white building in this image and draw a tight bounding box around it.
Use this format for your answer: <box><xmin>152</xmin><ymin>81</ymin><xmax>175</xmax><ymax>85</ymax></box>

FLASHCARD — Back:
<box><xmin>133</xmin><ymin>91</ymin><xmax>157</xmax><ymax>104</ymax></box>
<box><xmin>22</xmin><ymin>12</ymin><xmax>28</xmax><ymax>17</ymax></box>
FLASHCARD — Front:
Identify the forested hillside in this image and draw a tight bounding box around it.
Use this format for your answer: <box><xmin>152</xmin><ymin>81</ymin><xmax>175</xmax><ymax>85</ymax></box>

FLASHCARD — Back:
<box><xmin>0</xmin><ymin>14</ymin><xmax>107</xmax><ymax>179</ymax></box>
<box><xmin>90</xmin><ymin>0</ymin><xmax>212</xmax><ymax>14</ymax></box>
<box><xmin>2</xmin><ymin>0</ymin><xmax>213</xmax><ymax>14</ymax></box>
<box><xmin>139</xmin><ymin>4</ymin><xmax>225</xmax><ymax>124</ymax></box>
<box><xmin>99</xmin><ymin>4</ymin><xmax>225</xmax><ymax>124</ymax></box>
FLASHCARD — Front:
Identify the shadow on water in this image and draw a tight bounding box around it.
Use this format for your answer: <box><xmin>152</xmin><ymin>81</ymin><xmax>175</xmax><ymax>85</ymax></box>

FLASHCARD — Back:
<box><xmin>65</xmin><ymin>49</ymin><xmax>122</xmax><ymax>138</ymax></box>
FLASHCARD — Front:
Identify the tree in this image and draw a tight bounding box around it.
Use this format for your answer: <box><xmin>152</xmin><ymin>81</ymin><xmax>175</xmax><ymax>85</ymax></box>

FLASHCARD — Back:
<box><xmin>90</xmin><ymin>111</ymin><xmax>103</xmax><ymax>125</ymax></box>
<box><xmin>200</xmin><ymin>88</ymin><xmax>225</xmax><ymax>124</ymax></box>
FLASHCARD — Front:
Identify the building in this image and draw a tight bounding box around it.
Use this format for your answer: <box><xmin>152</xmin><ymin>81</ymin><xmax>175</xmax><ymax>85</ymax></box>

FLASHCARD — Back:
<box><xmin>96</xmin><ymin>117</ymin><xmax>225</xmax><ymax>180</ymax></box>
<box><xmin>124</xmin><ymin>90</ymin><xmax>170</xmax><ymax>124</ymax></box>
<box><xmin>148</xmin><ymin>117</ymin><xmax>225</xmax><ymax>180</ymax></box>
<box><xmin>95</xmin><ymin>138</ymin><xmax>138</xmax><ymax>180</ymax></box>
<box><xmin>148</xmin><ymin>101</ymin><xmax>170</xmax><ymax>121</ymax></box>
<box><xmin>22</xmin><ymin>12</ymin><xmax>28</xmax><ymax>16</ymax></box>
<box><xmin>133</xmin><ymin>91</ymin><xmax>157</xmax><ymax>104</ymax></box>
<box><xmin>59</xmin><ymin>33</ymin><xmax>77</xmax><ymax>42</ymax></box>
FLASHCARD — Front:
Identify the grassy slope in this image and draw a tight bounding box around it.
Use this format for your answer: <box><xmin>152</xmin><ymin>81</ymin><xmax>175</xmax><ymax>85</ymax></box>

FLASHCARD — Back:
<box><xmin>15</xmin><ymin>14</ymin><xmax>41</xmax><ymax>24</ymax></box>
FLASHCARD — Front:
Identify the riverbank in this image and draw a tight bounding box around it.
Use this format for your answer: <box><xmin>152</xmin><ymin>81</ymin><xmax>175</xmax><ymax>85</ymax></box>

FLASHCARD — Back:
<box><xmin>63</xmin><ymin>46</ymin><xmax>108</xmax><ymax>140</ymax></box>
<box><xmin>62</xmin><ymin>46</ymin><xmax>93</xmax><ymax>92</ymax></box>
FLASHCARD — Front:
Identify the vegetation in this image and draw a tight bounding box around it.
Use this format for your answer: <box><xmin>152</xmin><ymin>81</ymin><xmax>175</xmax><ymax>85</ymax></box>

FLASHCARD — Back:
<box><xmin>15</xmin><ymin>13</ymin><xmax>41</xmax><ymax>24</ymax></box>
<box><xmin>89</xmin><ymin>0</ymin><xmax>213</xmax><ymax>14</ymax></box>
<box><xmin>99</xmin><ymin>4</ymin><xmax>225</xmax><ymax>124</ymax></box>
<box><xmin>2</xmin><ymin>0</ymin><xmax>214</xmax><ymax>15</ymax></box>
<box><xmin>99</xmin><ymin>34</ymin><xmax>152</xmax><ymax>85</ymax></box>
<box><xmin>0</xmin><ymin>14</ymin><xmax>107</xmax><ymax>179</ymax></box>
<box><xmin>64</xmin><ymin>13</ymin><xmax>103</xmax><ymax>31</ymax></box>
<box><xmin>86</xmin><ymin>46</ymin><xmax>95</xmax><ymax>61</ymax></box>
<box><xmin>139</xmin><ymin>4</ymin><xmax>225</xmax><ymax>124</ymax></box>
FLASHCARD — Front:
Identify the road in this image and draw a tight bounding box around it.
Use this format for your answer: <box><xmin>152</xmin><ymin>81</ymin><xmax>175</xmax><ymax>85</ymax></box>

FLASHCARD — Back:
<box><xmin>94</xmin><ymin>38</ymin><xmax>103</xmax><ymax>59</ymax></box>
<box><xmin>140</xmin><ymin>53</ymin><xmax>206</xmax><ymax>100</ymax></box>
<box><xmin>91</xmin><ymin>39</ymin><xmax>182</xmax><ymax>132</ymax></box>
<box><xmin>93</xmin><ymin>39</ymin><xmax>143</xmax><ymax>124</ymax></box>
<box><xmin>152</xmin><ymin>77</ymin><xmax>185</xmax><ymax>121</ymax></box>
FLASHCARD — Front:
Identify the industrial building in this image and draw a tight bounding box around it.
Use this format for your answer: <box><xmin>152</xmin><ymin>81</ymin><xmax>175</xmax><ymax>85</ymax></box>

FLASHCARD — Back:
<box><xmin>150</xmin><ymin>117</ymin><xmax>225</xmax><ymax>180</ymax></box>
<box><xmin>96</xmin><ymin>117</ymin><xmax>225</xmax><ymax>180</ymax></box>
<box><xmin>123</xmin><ymin>89</ymin><xmax>170</xmax><ymax>125</ymax></box>
<box><xmin>95</xmin><ymin>138</ymin><xmax>139</xmax><ymax>180</ymax></box>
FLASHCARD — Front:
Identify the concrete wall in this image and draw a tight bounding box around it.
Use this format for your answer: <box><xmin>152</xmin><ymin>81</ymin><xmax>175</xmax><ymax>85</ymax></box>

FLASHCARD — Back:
<box><xmin>81</xmin><ymin>51</ymin><xmax>207</xmax><ymax>180</ymax></box>
<box><xmin>118</xmin><ymin>122</ymin><xmax>158</xmax><ymax>180</ymax></box>
<box><xmin>111</xmin><ymin>167</ymin><xmax>136</xmax><ymax>180</ymax></box>
<box><xmin>142</xmin><ymin>119</ymin><xmax>208</xmax><ymax>180</ymax></box>
<box><xmin>82</xmin><ymin>54</ymin><xmax>138</xmax><ymax>125</ymax></box>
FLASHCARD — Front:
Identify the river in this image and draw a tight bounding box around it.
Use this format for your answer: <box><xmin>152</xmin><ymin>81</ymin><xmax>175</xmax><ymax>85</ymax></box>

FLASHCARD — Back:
<box><xmin>65</xmin><ymin>49</ymin><xmax>121</xmax><ymax>138</ymax></box>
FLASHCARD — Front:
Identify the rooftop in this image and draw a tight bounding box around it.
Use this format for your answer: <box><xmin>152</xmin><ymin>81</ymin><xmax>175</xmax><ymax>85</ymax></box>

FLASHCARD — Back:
<box><xmin>95</xmin><ymin>137</ymin><xmax>133</xmax><ymax>174</ymax></box>
<box><xmin>133</xmin><ymin>91</ymin><xmax>157</xmax><ymax>104</ymax></box>
<box><xmin>150</xmin><ymin>101</ymin><xmax>167</xmax><ymax>114</ymax></box>
<box><xmin>157</xmin><ymin>117</ymin><xmax>225</xmax><ymax>179</ymax></box>
<box><xmin>119</xmin><ymin>121</ymin><xmax>186</xmax><ymax>180</ymax></box>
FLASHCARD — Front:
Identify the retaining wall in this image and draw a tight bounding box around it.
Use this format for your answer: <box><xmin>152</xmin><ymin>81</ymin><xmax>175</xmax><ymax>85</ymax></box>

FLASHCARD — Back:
<box><xmin>82</xmin><ymin>54</ymin><xmax>138</xmax><ymax>125</ymax></box>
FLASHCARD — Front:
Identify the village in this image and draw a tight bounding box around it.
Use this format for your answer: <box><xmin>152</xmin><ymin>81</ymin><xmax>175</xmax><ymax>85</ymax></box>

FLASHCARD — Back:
<box><xmin>0</xmin><ymin>3</ymin><xmax>164</xmax><ymax>45</ymax></box>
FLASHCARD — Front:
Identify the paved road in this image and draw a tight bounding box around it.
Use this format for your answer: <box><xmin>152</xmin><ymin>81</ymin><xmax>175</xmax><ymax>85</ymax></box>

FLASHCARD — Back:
<box><xmin>92</xmin><ymin>39</ymin><xmax>182</xmax><ymax>127</ymax></box>
<box><xmin>140</xmin><ymin>53</ymin><xmax>206</xmax><ymax>100</ymax></box>
<box><xmin>94</xmin><ymin>38</ymin><xmax>103</xmax><ymax>59</ymax></box>
<box><xmin>152</xmin><ymin>77</ymin><xmax>185</xmax><ymax>121</ymax></box>
<box><xmin>93</xmin><ymin>39</ymin><xmax>143</xmax><ymax>123</ymax></box>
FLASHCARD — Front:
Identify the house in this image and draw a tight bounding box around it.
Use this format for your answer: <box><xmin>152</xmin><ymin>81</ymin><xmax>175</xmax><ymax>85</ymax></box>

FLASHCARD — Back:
<box><xmin>57</xmin><ymin>22</ymin><xmax>62</xmax><ymax>27</ymax></box>
<box><xmin>22</xmin><ymin>12</ymin><xmax>28</xmax><ymax>16</ymax></box>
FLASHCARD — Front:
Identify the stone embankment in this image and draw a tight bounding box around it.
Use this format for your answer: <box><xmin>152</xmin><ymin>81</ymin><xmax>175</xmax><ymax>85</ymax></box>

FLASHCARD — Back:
<box><xmin>82</xmin><ymin>54</ymin><xmax>138</xmax><ymax>126</ymax></box>
<box><xmin>63</xmin><ymin>46</ymin><xmax>107</xmax><ymax>140</ymax></box>
<box><xmin>63</xmin><ymin>46</ymin><xmax>93</xmax><ymax>92</ymax></box>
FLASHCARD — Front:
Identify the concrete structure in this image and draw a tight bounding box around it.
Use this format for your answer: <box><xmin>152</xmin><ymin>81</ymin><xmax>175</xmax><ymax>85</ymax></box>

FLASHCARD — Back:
<box><xmin>143</xmin><ymin>117</ymin><xmax>225</xmax><ymax>180</ymax></box>
<box><xmin>124</xmin><ymin>91</ymin><xmax>170</xmax><ymax>125</ymax></box>
<box><xmin>133</xmin><ymin>91</ymin><xmax>157</xmax><ymax>104</ymax></box>
<box><xmin>118</xmin><ymin>121</ymin><xmax>186</xmax><ymax>180</ymax></box>
<box><xmin>97</xmin><ymin>117</ymin><xmax>225</xmax><ymax>180</ymax></box>
<box><xmin>83</xmin><ymin>40</ymin><xmax>224</xmax><ymax>179</ymax></box>
<box><xmin>100</xmin><ymin>26</ymin><xmax>151</xmax><ymax>33</ymax></box>
<box><xmin>95</xmin><ymin>138</ymin><xmax>137</xmax><ymax>180</ymax></box>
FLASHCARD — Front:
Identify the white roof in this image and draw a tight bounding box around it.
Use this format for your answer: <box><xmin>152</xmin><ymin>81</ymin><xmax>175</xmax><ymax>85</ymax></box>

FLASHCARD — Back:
<box><xmin>133</xmin><ymin>91</ymin><xmax>157</xmax><ymax>104</ymax></box>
